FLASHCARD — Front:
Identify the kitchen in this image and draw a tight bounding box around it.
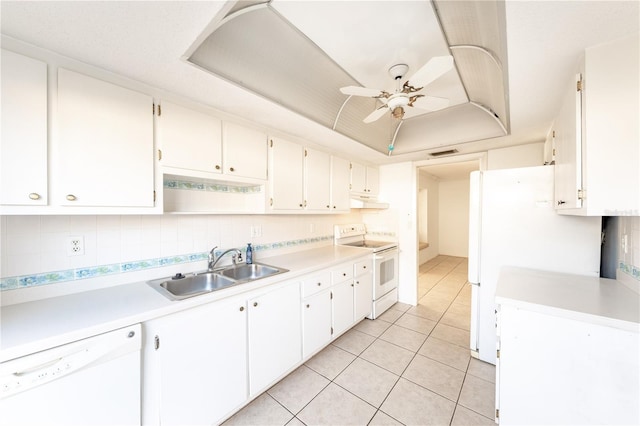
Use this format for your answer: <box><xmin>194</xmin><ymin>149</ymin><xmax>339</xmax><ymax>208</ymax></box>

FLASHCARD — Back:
<box><xmin>1</xmin><ymin>1</ymin><xmax>639</xmax><ymax>425</ymax></box>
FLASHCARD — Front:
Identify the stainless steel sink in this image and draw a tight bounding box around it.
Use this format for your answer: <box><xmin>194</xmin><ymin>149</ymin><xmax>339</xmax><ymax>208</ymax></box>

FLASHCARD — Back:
<box><xmin>218</xmin><ymin>263</ymin><xmax>286</xmax><ymax>281</ymax></box>
<box><xmin>148</xmin><ymin>262</ymin><xmax>288</xmax><ymax>301</ymax></box>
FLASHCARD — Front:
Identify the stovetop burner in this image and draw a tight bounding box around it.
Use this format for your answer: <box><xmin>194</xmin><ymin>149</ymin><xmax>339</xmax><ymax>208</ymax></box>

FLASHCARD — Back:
<box><xmin>334</xmin><ymin>224</ymin><xmax>398</xmax><ymax>253</ymax></box>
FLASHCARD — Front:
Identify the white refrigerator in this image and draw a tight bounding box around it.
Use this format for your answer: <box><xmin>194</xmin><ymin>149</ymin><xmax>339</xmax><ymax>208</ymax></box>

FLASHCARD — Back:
<box><xmin>468</xmin><ymin>166</ymin><xmax>602</xmax><ymax>365</ymax></box>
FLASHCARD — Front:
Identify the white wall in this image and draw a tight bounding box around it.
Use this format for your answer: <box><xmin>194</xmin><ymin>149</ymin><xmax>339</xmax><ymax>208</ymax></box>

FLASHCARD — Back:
<box><xmin>418</xmin><ymin>171</ymin><xmax>439</xmax><ymax>263</ymax></box>
<box><xmin>487</xmin><ymin>142</ymin><xmax>544</xmax><ymax>170</ymax></box>
<box><xmin>438</xmin><ymin>178</ymin><xmax>470</xmax><ymax>257</ymax></box>
<box><xmin>362</xmin><ymin>162</ymin><xmax>418</xmax><ymax>306</ymax></box>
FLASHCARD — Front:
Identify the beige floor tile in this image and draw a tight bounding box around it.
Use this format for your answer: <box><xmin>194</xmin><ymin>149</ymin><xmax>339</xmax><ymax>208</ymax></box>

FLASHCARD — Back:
<box><xmin>368</xmin><ymin>410</ymin><xmax>404</xmax><ymax>425</ymax></box>
<box><xmin>447</xmin><ymin>301</ymin><xmax>471</xmax><ymax>316</ymax></box>
<box><xmin>430</xmin><ymin>323</ymin><xmax>470</xmax><ymax>348</ymax></box>
<box><xmin>305</xmin><ymin>344</ymin><xmax>356</xmax><ymax>380</ymax></box>
<box><xmin>332</xmin><ymin>328</ymin><xmax>376</xmax><ymax>355</ymax></box>
<box><xmin>451</xmin><ymin>405</ymin><xmax>496</xmax><ymax>426</ymax></box>
<box><xmin>222</xmin><ymin>393</ymin><xmax>293</xmax><ymax>426</ymax></box>
<box><xmin>360</xmin><ymin>339</ymin><xmax>415</xmax><ymax>375</ymax></box>
<box><xmin>268</xmin><ymin>365</ymin><xmax>330</xmax><ymax>414</ymax></box>
<box><xmin>379</xmin><ymin>324</ymin><xmax>427</xmax><ymax>352</ymax></box>
<box><xmin>296</xmin><ymin>383</ymin><xmax>377</xmax><ymax>426</ymax></box>
<box><xmin>381</xmin><ymin>378</ymin><xmax>456</xmax><ymax>426</ymax></box>
<box><xmin>354</xmin><ymin>318</ymin><xmax>392</xmax><ymax>337</ymax></box>
<box><xmin>402</xmin><ymin>354</ymin><xmax>465</xmax><ymax>401</ymax></box>
<box><xmin>406</xmin><ymin>303</ymin><xmax>446</xmax><ymax>321</ymax></box>
<box><xmin>467</xmin><ymin>358</ymin><xmax>496</xmax><ymax>383</ymax></box>
<box><xmin>395</xmin><ymin>312</ymin><xmax>437</xmax><ymax>335</ymax></box>
<box><xmin>286</xmin><ymin>418</ymin><xmax>304</xmax><ymax>426</ymax></box>
<box><xmin>458</xmin><ymin>374</ymin><xmax>496</xmax><ymax>420</ymax></box>
<box><xmin>376</xmin><ymin>307</ymin><xmax>404</xmax><ymax>323</ymax></box>
<box><xmin>440</xmin><ymin>310</ymin><xmax>471</xmax><ymax>331</ymax></box>
<box><xmin>334</xmin><ymin>358</ymin><xmax>399</xmax><ymax>407</ymax></box>
<box><xmin>418</xmin><ymin>336</ymin><xmax>471</xmax><ymax>372</ymax></box>
<box><xmin>389</xmin><ymin>302</ymin><xmax>412</xmax><ymax>313</ymax></box>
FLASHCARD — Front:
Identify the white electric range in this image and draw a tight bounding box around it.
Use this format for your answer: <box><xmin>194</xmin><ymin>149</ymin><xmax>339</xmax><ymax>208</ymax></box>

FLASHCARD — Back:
<box><xmin>334</xmin><ymin>224</ymin><xmax>399</xmax><ymax>319</ymax></box>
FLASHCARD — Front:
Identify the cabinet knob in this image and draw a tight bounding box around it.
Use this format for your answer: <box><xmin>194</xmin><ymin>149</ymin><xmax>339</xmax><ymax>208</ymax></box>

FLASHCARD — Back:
<box><xmin>229</xmin><ymin>167</ymin><xmax>235</xmax><ymax>172</ymax></box>
<box><xmin>215</xmin><ymin>165</ymin><xmax>221</xmax><ymax>170</ymax></box>
<box><xmin>356</xmin><ymin>280</ymin><xmax>360</xmax><ymax>285</ymax></box>
<box><xmin>333</xmin><ymin>206</ymin><xmax>336</xmax><ymax>209</ymax></box>
<box><xmin>343</xmin><ymin>273</ymin><xmax>347</xmax><ymax>277</ymax></box>
<box><xmin>253</xmin><ymin>302</ymin><xmax>258</xmax><ymax>307</ymax></box>
<box><xmin>239</xmin><ymin>306</ymin><xmax>245</xmax><ymax>312</ymax></box>
<box><xmin>66</xmin><ymin>194</ymin><xmax>77</xmax><ymax>201</ymax></box>
<box><xmin>299</xmin><ymin>203</ymin><xmax>303</xmax><ymax>208</ymax></box>
<box><xmin>557</xmin><ymin>200</ymin><xmax>566</xmax><ymax>205</ymax></box>
<box><xmin>306</xmin><ymin>304</ymin><xmax>310</xmax><ymax>308</ymax></box>
<box><xmin>317</xmin><ymin>282</ymin><xmax>322</xmax><ymax>286</ymax></box>
<box><xmin>363</xmin><ymin>266</ymin><xmax>367</xmax><ymax>269</ymax></box>
<box><xmin>28</xmin><ymin>193</ymin><xmax>41</xmax><ymax>200</ymax></box>
<box><xmin>351</xmin><ymin>283</ymin><xmax>354</xmax><ymax>287</ymax></box>
<box><xmin>326</xmin><ymin>205</ymin><xmax>330</xmax><ymax>209</ymax></box>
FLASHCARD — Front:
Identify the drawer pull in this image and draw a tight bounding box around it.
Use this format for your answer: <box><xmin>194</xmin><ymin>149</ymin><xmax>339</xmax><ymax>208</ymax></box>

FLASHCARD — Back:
<box><xmin>317</xmin><ymin>282</ymin><xmax>322</xmax><ymax>286</ymax></box>
<box><xmin>253</xmin><ymin>302</ymin><xmax>258</xmax><ymax>307</ymax></box>
<box><xmin>239</xmin><ymin>306</ymin><xmax>245</xmax><ymax>312</ymax></box>
<box><xmin>66</xmin><ymin>194</ymin><xmax>77</xmax><ymax>201</ymax></box>
<box><xmin>28</xmin><ymin>193</ymin><xmax>41</xmax><ymax>200</ymax></box>
<box><xmin>306</xmin><ymin>304</ymin><xmax>310</xmax><ymax>308</ymax></box>
<box><xmin>229</xmin><ymin>167</ymin><xmax>235</xmax><ymax>172</ymax></box>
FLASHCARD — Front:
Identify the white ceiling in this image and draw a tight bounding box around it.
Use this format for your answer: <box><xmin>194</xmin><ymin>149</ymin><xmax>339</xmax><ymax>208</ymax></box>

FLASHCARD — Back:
<box><xmin>1</xmin><ymin>1</ymin><xmax>638</xmax><ymax>165</ymax></box>
<box><xmin>420</xmin><ymin>160</ymin><xmax>479</xmax><ymax>181</ymax></box>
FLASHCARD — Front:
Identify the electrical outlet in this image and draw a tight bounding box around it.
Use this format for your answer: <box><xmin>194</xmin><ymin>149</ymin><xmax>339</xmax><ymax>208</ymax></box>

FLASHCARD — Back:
<box><xmin>251</xmin><ymin>226</ymin><xmax>262</xmax><ymax>238</ymax></box>
<box><xmin>67</xmin><ymin>236</ymin><xmax>84</xmax><ymax>256</ymax></box>
<box><xmin>309</xmin><ymin>223</ymin><xmax>315</xmax><ymax>234</ymax></box>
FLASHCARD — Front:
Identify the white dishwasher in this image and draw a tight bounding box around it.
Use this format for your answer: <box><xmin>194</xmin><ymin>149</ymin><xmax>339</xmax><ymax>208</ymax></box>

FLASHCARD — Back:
<box><xmin>0</xmin><ymin>324</ymin><xmax>142</xmax><ymax>426</ymax></box>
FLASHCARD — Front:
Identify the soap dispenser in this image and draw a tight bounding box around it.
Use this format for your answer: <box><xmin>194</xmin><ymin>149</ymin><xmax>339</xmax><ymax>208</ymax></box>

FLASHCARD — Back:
<box><xmin>246</xmin><ymin>243</ymin><xmax>253</xmax><ymax>264</ymax></box>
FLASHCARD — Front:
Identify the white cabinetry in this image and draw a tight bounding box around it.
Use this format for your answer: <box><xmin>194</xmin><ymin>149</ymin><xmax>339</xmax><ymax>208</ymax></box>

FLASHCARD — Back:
<box><xmin>143</xmin><ymin>295</ymin><xmax>247</xmax><ymax>426</ymax></box>
<box><xmin>1</xmin><ymin>49</ymin><xmax>48</xmax><ymax>206</ymax></box>
<box><xmin>268</xmin><ymin>137</ymin><xmax>348</xmax><ymax>213</ymax></box>
<box><xmin>301</xmin><ymin>289</ymin><xmax>333</xmax><ymax>358</ymax></box>
<box><xmin>554</xmin><ymin>33</ymin><xmax>639</xmax><ymax>215</ymax></box>
<box><xmin>350</xmin><ymin>162</ymin><xmax>379</xmax><ymax>196</ymax></box>
<box><xmin>56</xmin><ymin>68</ymin><xmax>155</xmax><ymax>207</ymax></box>
<box><xmin>158</xmin><ymin>101</ymin><xmax>267</xmax><ymax>182</ymax></box>
<box><xmin>331</xmin><ymin>262</ymin><xmax>356</xmax><ymax>336</ymax></box>
<box><xmin>354</xmin><ymin>258</ymin><xmax>373</xmax><ymax>320</ymax></box>
<box><xmin>248</xmin><ymin>281</ymin><xmax>302</xmax><ymax>396</ymax></box>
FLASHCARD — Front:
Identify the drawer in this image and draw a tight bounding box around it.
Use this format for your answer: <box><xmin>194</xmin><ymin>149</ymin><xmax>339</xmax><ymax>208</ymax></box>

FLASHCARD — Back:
<box><xmin>301</xmin><ymin>270</ymin><xmax>332</xmax><ymax>298</ymax></box>
<box><xmin>331</xmin><ymin>263</ymin><xmax>353</xmax><ymax>284</ymax></box>
<box><xmin>354</xmin><ymin>258</ymin><xmax>372</xmax><ymax>277</ymax></box>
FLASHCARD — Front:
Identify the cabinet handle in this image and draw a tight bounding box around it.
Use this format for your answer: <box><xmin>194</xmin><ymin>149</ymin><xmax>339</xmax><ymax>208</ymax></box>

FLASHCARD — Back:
<box><xmin>317</xmin><ymin>282</ymin><xmax>322</xmax><ymax>286</ymax></box>
<box><xmin>363</xmin><ymin>266</ymin><xmax>367</xmax><ymax>269</ymax></box>
<box><xmin>28</xmin><ymin>193</ymin><xmax>41</xmax><ymax>200</ymax></box>
<box><xmin>239</xmin><ymin>306</ymin><xmax>245</xmax><ymax>312</ymax></box>
<box><xmin>229</xmin><ymin>167</ymin><xmax>235</xmax><ymax>172</ymax></box>
<box><xmin>66</xmin><ymin>194</ymin><xmax>77</xmax><ymax>201</ymax></box>
<box><xmin>326</xmin><ymin>205</ymin><xmax>330</xmax><ymax>209</ymax></box>
<box><xmin>557</xmin><ymin>200</ymin><xmax>566</xmax><ymax>205</ymax></box>
<box><xmin>333</xmin><ymin>206</ymin><xmax>336</xmax><ymax>209</ymax></box>
<box><xmin>306</xmin><ymin>304</ymin><xmax>310</xmax><ymax>308</ymax></box>
<box><xmin>299</xmin><ymin>203</ymin><xmax>303</xmax><ymax>208</ymax></box>
<box><xmin>343</xmin><ymin>273</ymin><xmax>347</xmax><ymax>277</ymax></box>
<box><xmin>253</xmin><ymin>302</ymin><xmax>258</xmax><ymax>307</ymax></box>
<box><xmin>356</xmin><ymin>281</ymin><xmax>360</xmax><ymax>285</ymax></box>
<box><xmin>351</xmin><ymin>283</ymin><xmax>354</xmax><ymax>287</ymax></box>
<box><xmin>215</xmin><ymin>165</ymin><xmax>221</xmax><ymax>170</ymax></box>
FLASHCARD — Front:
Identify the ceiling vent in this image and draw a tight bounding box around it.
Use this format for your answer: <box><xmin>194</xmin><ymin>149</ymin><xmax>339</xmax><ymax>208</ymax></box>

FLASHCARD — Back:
<box><xmin>428</xmin><ymin>149</ymin><xmax>459</xmax><ymax>157</ymax></box>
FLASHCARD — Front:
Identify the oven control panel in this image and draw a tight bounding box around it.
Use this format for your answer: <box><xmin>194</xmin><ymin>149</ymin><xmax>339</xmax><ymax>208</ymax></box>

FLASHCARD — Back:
<box><xmin>334</xmin><ymin>224</ymin><xmax>366</xmax><ymax>239</ymax></box>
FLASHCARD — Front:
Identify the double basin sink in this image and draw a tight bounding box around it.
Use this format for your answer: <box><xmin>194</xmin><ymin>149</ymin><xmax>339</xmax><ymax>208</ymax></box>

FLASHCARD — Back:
<box><xmin>148</xmin><ymin>262</ymin><xmax>289</xmax><ymax>301</ymax></box>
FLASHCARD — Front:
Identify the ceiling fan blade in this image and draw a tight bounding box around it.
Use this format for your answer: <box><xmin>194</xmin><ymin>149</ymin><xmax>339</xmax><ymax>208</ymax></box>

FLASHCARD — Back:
<box><xmin>363</xmin><ymin>105</ymin><xmax>389</xmax><ymax>123</ymax></box>
<box><xmin>411</xmin><ymin>95</ymin><xmax>450</xmax><ymax>111</ymax></box>
<box><xmin>407</xmin><ymin>55</ymin><xmax>454</xmax><ymax>88</ymax></box>
<box><xmin>340</xmin><ymin>86</ymin><xmax>386</xmax><ymax>98</ymax></box>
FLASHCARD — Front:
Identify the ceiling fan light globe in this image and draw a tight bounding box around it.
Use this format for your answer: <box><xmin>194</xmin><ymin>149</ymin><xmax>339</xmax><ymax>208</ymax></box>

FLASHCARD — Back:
<box><xmin>391</xmin><ymin>106</ymin><xmax>405</xmax><ymax>119</ymax></box>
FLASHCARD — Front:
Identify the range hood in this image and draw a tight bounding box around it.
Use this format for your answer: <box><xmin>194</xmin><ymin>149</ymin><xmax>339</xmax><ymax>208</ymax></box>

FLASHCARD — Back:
<box><xmin>350</xmin><ymin>196</ymin><xmax>389</xmax><ymax>209</ymax></box>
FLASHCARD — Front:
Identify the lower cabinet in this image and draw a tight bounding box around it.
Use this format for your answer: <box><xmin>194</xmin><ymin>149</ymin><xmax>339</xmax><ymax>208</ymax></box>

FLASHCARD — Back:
<box><xmin>332</xmin><ymin>279</ymin><xmax>355</xmax><ymax>336</ymax></box>
<box><xmin>247</xmin><ymin>282</ymin><xmax>302</xmax><ymax>396</ymax></box>
<box><xmin>143</xmin><ymin>294</ymin><xmax>248</xmax><ymax>426</ymax></box>
<box><xmin>354</xmin><ymin>269</ymin><xmax>373</xmax><ymax>321</ymax></box>
<box><xmin>301</xmin><ymin>289</ymin><xmax>333</xmax><ymax>359</ymax></box>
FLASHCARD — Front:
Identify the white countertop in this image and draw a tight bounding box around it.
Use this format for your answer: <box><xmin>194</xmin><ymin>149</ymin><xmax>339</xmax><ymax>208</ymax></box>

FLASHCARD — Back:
<box><xmin>496</xmin><ymin>266</ymin><xmax>640</xmax><ymax>332</ymax></box>
<box><xmin>0</xmin><ymin>245</ymin><xmax>370</xmax><ymax>362</ymax></box>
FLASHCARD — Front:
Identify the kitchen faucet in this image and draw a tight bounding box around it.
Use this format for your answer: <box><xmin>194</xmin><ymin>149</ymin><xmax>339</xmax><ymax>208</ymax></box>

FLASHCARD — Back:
<box><xmin>208</xmin><ymin>246</ymin><xmax>243</xmax><ymax>271</ymax></box>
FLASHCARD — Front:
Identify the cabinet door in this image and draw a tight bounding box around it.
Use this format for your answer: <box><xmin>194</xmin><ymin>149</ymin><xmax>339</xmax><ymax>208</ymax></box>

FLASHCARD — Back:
<box><xmin>350</xmin><ymin>161</ymin><xmax>367</xmax><ymax>193</ymax></box>
<box><xmin>305</xmin><ymin>147</ymin><xmax>331</xmax><ymax>211</ymax></box>
<box><xmin>332</xmin><ymin>279</ymin><xmax>355</xmax><ymax>337</ymax></box>
<box><xmin>223</xmin><ymin>122</ymin><xmax>267</xmax><ymax>180</ymax></box>
<box><xmin>157</xmin><ymin>100</ymin><xmax>222</xmax><ymax>174</ymax></box>
<box><xmin>145</xmin><ymin>297</ymin><xmax>248</xmax><ymax>426</ymax></box>
<box><xmin>57</xmin><ymin>69</ymin><xmax>154</xmax><ymax>207</ymax></box>
<box><xmin>302</xmin><ymin>290</ymin><xmax>332</xmax><ymax>358</ymax></box>
<box><xmin>1</xmin><ymin>49</ymin><xmax>48</xmax><ymax>205</ymax></box>
<box><xmin>331</xmin><ymin>156</ymin><xmax>351</xmax><ymax>211</ymax></box>
<box><xmin>354</xmin><ymin>270</ymin><xmax>373</xmax><ymax>320</ymax></box>
<box><xmin>269</xmin><ymin>137</ymin><xmax>304</xmax><ymax>210</ymax></box>
<box><xmin>554</xmin><ymin>74</ymin><xmax>583</xmax><ymax>210</ymax></box>
<box><xmin>366</xmin><ymin>166</ymin><xmax>380</xmax><ymax>196</ymax></box>
<box><xmin>248</xmin><ymin>282</ymin><xmax>302</xmax><ymax>395</ymax></box>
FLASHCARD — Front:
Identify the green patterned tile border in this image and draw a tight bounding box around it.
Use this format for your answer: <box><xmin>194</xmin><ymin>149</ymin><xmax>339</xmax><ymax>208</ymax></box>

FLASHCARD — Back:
<box><xmin>164</xmin><ymin>178</ymin><xmax>262</xmax><ymax>194</ymax></box>
<box><xmin>619</xmin><ymin>261</ymin><xmax>640</xmax><ymax>281</ymax></box>
<box><xmin>0</xmin><ymin>235</ymin><xmax>333</xmax><ymax>291</ymax></box>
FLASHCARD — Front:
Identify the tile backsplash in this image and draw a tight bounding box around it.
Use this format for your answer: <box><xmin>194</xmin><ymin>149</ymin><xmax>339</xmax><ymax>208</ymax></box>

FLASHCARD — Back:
<box><xmin>0</xmin><ymin>212</ymin><xmax>361</xmax><ymax>302</ymax></box>
<box><xmin>618</xmin><ymin>216</ymin><xmax>640</xmax><ymax>293</ymax></box>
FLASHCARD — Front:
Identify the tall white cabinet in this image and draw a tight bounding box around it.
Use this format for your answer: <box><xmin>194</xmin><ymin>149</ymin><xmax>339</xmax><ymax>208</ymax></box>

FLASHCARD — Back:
<box><xmin>554</xmin><ymin>33</ymin><xmax>639</xmax><ymax>215</ymax></box>
<box><xmin>0</xmin><ymin>49</ymin><xmax>48</xmax><ymax>206</ymax></box>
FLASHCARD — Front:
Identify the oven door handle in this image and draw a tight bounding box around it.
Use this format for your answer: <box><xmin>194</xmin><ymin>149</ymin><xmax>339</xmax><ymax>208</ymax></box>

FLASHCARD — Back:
<box><xmin>375</xmin><ymin>247</ymin><xmax>398</xmax><ymax>257</ymax></box>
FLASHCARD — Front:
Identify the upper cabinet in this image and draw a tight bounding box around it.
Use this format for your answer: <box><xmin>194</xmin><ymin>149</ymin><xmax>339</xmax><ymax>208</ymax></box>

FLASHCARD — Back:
<box><xmin>268</xmin><ymin>137</ymin><xmax>351</xmax><ymax>213</ymax></box>
<box><xmin>0</xmin><ymin>49</ymin><xmax>48</xmax><ymax>206</ymax></box>
<box><xmin>57</xmin><ymin>68</ymin><xmax>155</xmax><ymax>207</ymax></box>
<box><xmin>350</xmin><ymin>162</ymin><xmax>379</xmax><ymax>197</ymax></box>
<box><xmin>554</xmin><ymin>33</ymin><xmax>639</xmax><ymax>215</ymax></box>
<box><xmin>158</xmin><ymin>101</ymin><xmax>267</xmax><ymax>182</ymax></box>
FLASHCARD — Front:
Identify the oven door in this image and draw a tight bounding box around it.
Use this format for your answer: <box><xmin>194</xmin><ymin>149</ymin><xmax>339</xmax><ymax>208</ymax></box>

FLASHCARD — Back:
<box><xmin>373</xmin><ymin>247</ymin><xmax>398</xmax><ymax>299</ymax></box>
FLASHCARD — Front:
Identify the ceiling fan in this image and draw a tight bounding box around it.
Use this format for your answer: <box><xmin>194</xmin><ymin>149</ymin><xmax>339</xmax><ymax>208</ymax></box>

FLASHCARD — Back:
<box><xmin>340</xmin><ymin>55</ymin><xmax>454</xmax><ymax>123</ymax></box>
